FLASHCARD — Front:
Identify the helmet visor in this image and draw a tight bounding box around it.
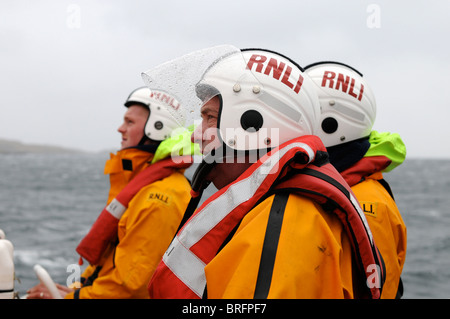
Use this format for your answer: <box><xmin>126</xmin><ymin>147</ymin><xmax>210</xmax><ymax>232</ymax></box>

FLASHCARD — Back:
<box><xmin>141</xmin><ymin>45</ymin><xmax>241</xmax><ymax>129</ymax></box>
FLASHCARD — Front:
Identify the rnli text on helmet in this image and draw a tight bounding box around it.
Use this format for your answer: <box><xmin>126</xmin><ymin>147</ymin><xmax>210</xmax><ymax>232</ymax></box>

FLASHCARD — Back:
<box><xmin>321</xmin><ymin>71</ymin><xmax>365</xmax><ymax>101</ymax></box>
<box><xmin>246</xmin><ymin>54</ymin><xmax>304</xmax><ymax>94</ymax></box>
<box><xmin>150</xmin><ymin>91</ymin><xmax>180</xmax><ymax>111</ymax></box>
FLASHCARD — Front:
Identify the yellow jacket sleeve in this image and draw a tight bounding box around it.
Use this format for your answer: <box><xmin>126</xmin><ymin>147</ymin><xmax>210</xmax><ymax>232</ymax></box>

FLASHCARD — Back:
<box><xmin>204</xmin><ymin>193</ymin><xmax>355</xmax><ymax>299</ymax></box>
<box><xmin>352</xmin><ymin>174</ymin><xmax>407</xmax><ymax>299</ymax></box>
<box><xmin>66</xmin><ymin>172</ymin><xmax>190</xmax><ymax>299</ymax></box>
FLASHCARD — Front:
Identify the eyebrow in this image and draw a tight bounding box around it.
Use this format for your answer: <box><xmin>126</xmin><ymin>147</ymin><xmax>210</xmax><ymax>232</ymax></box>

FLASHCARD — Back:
<box><xmin>200</xmin><ymin>105</ymin><xmax>219</xmax><ymax>116</ymax></box>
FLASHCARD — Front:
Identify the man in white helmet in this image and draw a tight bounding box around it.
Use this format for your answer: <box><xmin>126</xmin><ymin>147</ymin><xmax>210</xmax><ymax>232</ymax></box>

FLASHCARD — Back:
<box><xmin>304</xmin><ymin>61</ymin><xmax>407</xmax><ymax>298</ymax></box>
<box><xmin>28</xmin><ymin>87</ymin><xmax>195</xmax><ymax>299</ymax></box>
<box><xmin>143</xmin><ymin>45</ymin><xmax>385</xmax><ymax>299</ymax></box>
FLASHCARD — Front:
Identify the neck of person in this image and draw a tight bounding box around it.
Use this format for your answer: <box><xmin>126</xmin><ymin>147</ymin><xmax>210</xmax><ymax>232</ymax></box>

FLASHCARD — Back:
<box><xmin>207</xmin><ymin>161</ymin><xmax>253</xmax><ymax>190</ymax></box>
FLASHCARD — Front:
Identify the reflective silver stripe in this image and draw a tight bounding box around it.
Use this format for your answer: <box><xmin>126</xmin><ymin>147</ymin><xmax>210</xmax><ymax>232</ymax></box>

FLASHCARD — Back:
<box><xmin>334</xmin><ymin>102</ymin><xmax>365</xmax><ymax>122</ymax></box>
<box><xmin>258</xmin><ymin>92</ymin><xmax>302</xmax><ymax>123</ymax></box>
<box><xmin>163</xmin><ymin>237</ymin><xmax>206</xmax><ymax>298</ymax></box>
<box><xmin>180</xmin><ymin>142</ymin><xmax>314</xmax><ymax>248</ymax></box>
<box><xmin>179</xmin><ymin>176</ymin><xmax>254</xmax><ymax>248</ymax></box>
<box><xmin>106</xmin><ymin>198</ymin><xmax>126</xmax><ymax>219</ymax></box>
<box><xmin>350</xmin><ymin>193</ymin><xmax>373</xmax><ymax>244</ymax></box>
<box><xmin>163</xmin><ymin>142</ymin><xmax>315</xmax><ymax>295</ymax></box>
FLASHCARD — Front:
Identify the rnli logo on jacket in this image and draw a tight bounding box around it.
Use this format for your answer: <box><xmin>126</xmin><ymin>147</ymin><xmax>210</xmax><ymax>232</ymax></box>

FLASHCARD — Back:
<box><xmin>148</xmin><ymin>192</ymin><xmax>170</xmax><ymax>204</ymax></box>
<box><xmin>246</xmin><ymin>54</ymin><xmax>304</xmax><ymax>94</ymax></box>
<box><xmin>361</xmin><ymin>201</ymin><xmax>378</xmax><ymax>218</ymax></box>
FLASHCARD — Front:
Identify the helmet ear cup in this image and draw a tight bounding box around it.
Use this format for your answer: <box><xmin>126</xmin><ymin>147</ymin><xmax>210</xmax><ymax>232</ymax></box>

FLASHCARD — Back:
<box><xmin>321</xmin><ymin>117</ymin><xmax>338</xmax><ymax>134</ymax></box>
<box><xmin>240</xmin><ymin>110</ymin><xmax>264</xmax><ymax>132</ymax></box>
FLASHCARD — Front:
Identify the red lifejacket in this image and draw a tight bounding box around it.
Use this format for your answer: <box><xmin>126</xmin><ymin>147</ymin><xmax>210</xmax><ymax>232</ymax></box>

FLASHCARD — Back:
<box><xmin>76</xmin><ymin>155</ymin><xmax>192</xmax><ymax>266</ymax></box>
<box><xmin>272</xmin><ymin>163</ymin><xmax>386</xmax><ymax>298</ymax></box>
<box><xmin>148</xmin><ymin>136</ymin><xmax>385</xmax><ymax>299</ymax></box>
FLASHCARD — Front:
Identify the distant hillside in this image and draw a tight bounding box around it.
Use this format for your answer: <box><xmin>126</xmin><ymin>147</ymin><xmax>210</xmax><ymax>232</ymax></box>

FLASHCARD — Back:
<box><xmin>0</xmin><ymin>138</ymin><xmax>83</xmax><ymax>154</ymax></box>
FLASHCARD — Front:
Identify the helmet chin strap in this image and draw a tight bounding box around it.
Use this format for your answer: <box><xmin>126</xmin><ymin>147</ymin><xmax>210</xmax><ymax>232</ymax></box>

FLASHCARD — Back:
<box><xmin>138</xmin><ymin>134</ymin><xmax>151</xmax><ymax>146</ymax></box>
<box><xmin>191</xmin><ymin>159</ymin><xmax>214</xmax><ymax>194</ymax></box>
<box><xmin>191</xmin><ymin>141</ymin><xmax>269</xmax><ymax>193</ymax></box>
<box><xmin>173</xmin><ymin>151</ymin><xmax>216</xmax><ymax>236</ymax></box>
<box><xmin>191</xmin><ymin>144</ymin><xmax>254</xmax><ymax>191</ymax></box>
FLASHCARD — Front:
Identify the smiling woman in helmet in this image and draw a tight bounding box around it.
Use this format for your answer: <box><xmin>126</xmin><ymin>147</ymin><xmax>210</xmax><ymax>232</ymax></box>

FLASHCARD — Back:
<box><xmin>144</xmin><ymin>45</ymin><xmax>385</xmax><ymax>299</ymax></box>
<box><xmin>305</xmin><ymin>61</ymin><xmax>407</xmax><ymax>298</ymax></box>
<box><xmin>27</xmin><ymin>87</ymin><xmax>194</xmax><ymax>299</ymax></box>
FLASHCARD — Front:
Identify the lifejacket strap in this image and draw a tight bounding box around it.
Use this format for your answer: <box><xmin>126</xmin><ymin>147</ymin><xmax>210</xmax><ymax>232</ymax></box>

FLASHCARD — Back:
<box><xmin>254</xmin><ymin>192</ymin><xmax>289</xmax><ymax>299</ymax></box>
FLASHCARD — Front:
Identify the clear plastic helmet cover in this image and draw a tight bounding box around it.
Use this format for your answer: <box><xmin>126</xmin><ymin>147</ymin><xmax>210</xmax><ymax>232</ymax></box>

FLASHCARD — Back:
<box><xmin>141</xmin><ymin>45</ymin><xmax>320</xmax><ymax>162</ymax></box>
<box><xmin>142</xmin><ymin>45</ymin><xmax>240</xmax><ymax>129</ymax></box>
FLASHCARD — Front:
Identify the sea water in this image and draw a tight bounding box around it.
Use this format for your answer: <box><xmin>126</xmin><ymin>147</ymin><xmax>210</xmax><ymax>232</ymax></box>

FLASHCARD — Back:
<box><xmin>0</xmin><ymin>153</ymin><xmax>449</xmax><ymax>298</ymax></box>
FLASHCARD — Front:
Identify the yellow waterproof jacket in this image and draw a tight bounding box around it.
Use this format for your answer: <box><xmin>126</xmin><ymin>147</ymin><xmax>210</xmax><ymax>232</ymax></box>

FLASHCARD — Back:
<box><xmin>66</xmin><ymin>148</ymin><xmax>191</xmax><ymax>299</ymax></box>
<box><xmin>352</xmin><ymin>172</ymin><xmax>407</xmax><ymax>299</ymax></box>
<box><xmin>204</xmin><ymin>193</ymin><xmax>355</xmax><ymax>298</ymax></box>
<box><xmin>338</xmin><ymin>131</ymin><xmax>407</xmax><ymax>298</ymax></box>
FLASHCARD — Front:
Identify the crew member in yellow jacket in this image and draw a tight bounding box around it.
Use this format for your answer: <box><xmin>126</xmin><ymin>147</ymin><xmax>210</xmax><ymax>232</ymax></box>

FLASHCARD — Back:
<box><xmin>145</xmin><ymin>46</ymin><xmax>385</xmax><ymax>299</ymax></box>
<box><xmin>27</xmin><ymin>87</ymin><xmax>196</xmax><ymax>299</ymax></box>
<box><xmin>305</xmin><ymin>62</ymin><xmax>407</xmax><ymax>298</ymax></box>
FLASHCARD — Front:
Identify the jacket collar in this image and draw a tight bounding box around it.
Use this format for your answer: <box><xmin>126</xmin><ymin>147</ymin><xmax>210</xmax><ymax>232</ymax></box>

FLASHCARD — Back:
<box><xmin>340</xmin><ymin>155</ymin><xmax>391</xmax><ymax>187</ymax></box>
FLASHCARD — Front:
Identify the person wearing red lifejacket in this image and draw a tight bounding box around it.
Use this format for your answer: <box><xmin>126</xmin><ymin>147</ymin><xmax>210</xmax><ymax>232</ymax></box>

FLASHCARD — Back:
<box><xmin>27</xmin><ymin>87</ymin><xmax>195</xmax><ymax>299</ymax></box>
<box><xmin>305</xmin><ymin>61</ymin><xmax>407</xmax><ymax>298</ymax></box>
<box><xmin>143</xmin><ymin>46</ymin><xmax>385</xmax><ymax>299</ymax></box>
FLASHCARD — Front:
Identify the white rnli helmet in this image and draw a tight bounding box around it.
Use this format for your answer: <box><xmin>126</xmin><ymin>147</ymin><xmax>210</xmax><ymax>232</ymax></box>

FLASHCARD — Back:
<box><xmin>124</xmin><ymin>87</ymin><xmax>184</xmax><ymax>141</ymax></box>
<box><xmin>304</xmin><ymin>62</ymin><xmax>376</xmax><ymax>147</ymax></box>
<box><xmin>196</xmin><ymin>48</ymin><xmax>321</xmax><ymax>152</ymax></box>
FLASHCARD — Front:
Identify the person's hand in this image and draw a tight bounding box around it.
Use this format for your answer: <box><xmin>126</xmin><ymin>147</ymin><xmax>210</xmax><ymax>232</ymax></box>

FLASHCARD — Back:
<box><xmin>26</xmin><ymin>282</ymin><xmax>73</xmax><ymax>299</ymax></box>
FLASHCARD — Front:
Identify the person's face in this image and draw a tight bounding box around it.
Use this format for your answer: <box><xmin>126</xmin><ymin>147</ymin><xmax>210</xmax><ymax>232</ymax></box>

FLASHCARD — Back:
<box><xmin>117</xmin><ymin>104</ymin><xmax>149</xmax><ymax>149</ymax></box>
<box><xmin>191</xmin><ymin>96</ymin><xmax>222</xmax><ymax>155</ymax></box>
<box><xmin>190</xmin><ymin>96</ymin><xmax>253</xmax><ymax>189</ymax></box>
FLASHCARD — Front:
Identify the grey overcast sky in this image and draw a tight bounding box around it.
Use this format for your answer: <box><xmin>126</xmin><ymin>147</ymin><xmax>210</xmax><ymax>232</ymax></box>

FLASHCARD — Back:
<box><xmin>1</xmin><ymin>0</ymin><xmax>449</xmax><ymax>158</ymax></box>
